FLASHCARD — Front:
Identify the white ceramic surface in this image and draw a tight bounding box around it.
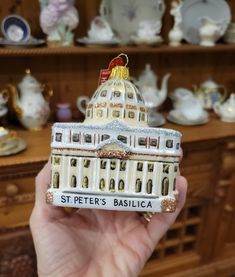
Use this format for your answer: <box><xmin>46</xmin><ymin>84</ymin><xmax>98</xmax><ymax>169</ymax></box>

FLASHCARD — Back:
<box><xmin>213</xmin><ymin>93</ymin><xmax>235</xmax><ymax>122</ymax></box>
<box><xmin>181</xmin><ymin>0</ymin><xmax>231</xmax><ymax>44</ymax></box>
<box><xmin>0</xmin><ymin>37</ymin><xmax>45</xmax><ymax>48</ymax></box>
<box><xmin>100</xmin><ymin>0</ymin><xmax>166</xmax><ymax>43</ymax></box>
<box><xmin>77</xmin><ymin>37</ymin><xmax>120</xmax><ymax>47</ymax></box>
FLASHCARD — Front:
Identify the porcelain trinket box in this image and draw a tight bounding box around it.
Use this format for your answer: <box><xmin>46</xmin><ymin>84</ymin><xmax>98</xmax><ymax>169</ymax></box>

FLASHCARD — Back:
<box><xmin>47</xmin><ymin>55</ymin><xmax>181</xmax><ymax>213</ymax></box>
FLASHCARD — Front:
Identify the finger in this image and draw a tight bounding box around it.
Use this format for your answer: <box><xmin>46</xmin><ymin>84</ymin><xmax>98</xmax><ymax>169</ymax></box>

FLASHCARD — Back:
<box><xmin>35</xmin><ymin>160</ymin><xmax>51</xmax><ymax>209</ymax></box>
<box><xmin>33</xmin><ymin>159</ymin><xmax>65</xmax><ymax>220</ymax></box>
<box><xmin>146</xmin><ymin>175</ymin><xmax>188</xmax><ymax>246</ymax></box>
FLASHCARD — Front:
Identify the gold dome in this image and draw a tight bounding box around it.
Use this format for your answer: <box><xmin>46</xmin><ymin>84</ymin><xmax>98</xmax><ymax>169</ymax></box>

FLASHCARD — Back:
<box><xmin>84</xmin><ymin>66</ymin><xmax>148</xmax><ymax>127</ymax></box>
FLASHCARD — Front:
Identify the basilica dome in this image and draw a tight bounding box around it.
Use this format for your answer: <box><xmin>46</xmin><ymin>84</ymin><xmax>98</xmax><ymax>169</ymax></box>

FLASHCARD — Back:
<box><xmin>84</xmin><ymin>65</ymin><xmax>148</xmax><ymax>127</ymax></box>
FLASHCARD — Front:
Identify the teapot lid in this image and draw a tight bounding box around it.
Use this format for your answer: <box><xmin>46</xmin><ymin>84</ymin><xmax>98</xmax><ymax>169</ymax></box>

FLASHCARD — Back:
<box><xmin>201</xmin><ymin>78</ymin><xmax>219</xmax><ymax>90</ymax></box>
<box><xmin>18</xmin><ymin>69</ymin><xmax>41</xmax><ymax>89</ymax></box>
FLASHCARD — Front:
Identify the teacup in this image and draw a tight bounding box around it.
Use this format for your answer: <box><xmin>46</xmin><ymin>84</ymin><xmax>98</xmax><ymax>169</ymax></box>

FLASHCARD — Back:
<box><xmin>0</xmin><ymin>127</ymin><xmax>17</xmax><ymax>150</ymax></box>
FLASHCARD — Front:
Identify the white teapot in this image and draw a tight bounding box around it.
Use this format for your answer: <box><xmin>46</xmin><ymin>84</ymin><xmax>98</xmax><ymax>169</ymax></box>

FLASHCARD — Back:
<box><xmin>136</xmin><ymin>64</ymin><xmax>170</xmax><ymax>108</ymax></box>
<box><xmin>213</xmin><ymin>93</ymin><xmax>235</xmax><ymax>122</ymax></box>
<box><xmin>7</xmin><ymin>69</ymin><xmax>53</xmax><ymax>130</ymax></box>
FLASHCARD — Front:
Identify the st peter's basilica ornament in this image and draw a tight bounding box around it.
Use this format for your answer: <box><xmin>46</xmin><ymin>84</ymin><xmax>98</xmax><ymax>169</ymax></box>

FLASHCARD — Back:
<box><xmin>46</xmin><ymin>54</ymin><xmax>181</xmax><ymax>213</ymax></box>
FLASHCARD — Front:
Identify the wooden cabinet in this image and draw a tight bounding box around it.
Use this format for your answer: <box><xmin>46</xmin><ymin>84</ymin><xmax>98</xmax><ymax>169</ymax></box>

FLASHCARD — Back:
<box><xmin>0</xmin><ymin>0</ymin><xmax>235</xmax><ymax>276</ymax></box>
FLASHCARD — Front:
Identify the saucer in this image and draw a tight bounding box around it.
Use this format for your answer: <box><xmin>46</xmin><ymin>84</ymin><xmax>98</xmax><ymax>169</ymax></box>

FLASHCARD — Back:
<box><xmin>148</xmin><ymin>112</ymin><xmax>165</xmax><ymax>127</ymax></box>
<box><xmin>129</xmin><ymin>36</ymin><xmax>163</xmax><ymax>46</ymax></box>
<box><xmin>0</xmin><ymin>137</ymin><xmax>27</xmax><ymax>156</ymax></box>
<box><xmin>0</xmin><ymin>37</ymin><xmax>45</xmax><ymax>48</ymax></box>
<box><xmin>1</xmin><ymin>15</ymin><xmax>31</xmax><ymax>42</ymax></box>
<box><xmin>167</xmin><ymin>110</ymin><xmax>209</xmax><ymax>126</ymax></box>
<box><xmin>77</xmin><ymin>37</ymin><xmax>120</xmax><ymax>47</ymax></box>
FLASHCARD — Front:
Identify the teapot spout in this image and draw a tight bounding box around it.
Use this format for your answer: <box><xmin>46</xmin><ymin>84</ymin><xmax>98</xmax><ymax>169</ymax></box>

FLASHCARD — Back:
<box><xmin>157</xmin><ymin>73</ymin><xmax>171</xmax><ymax>105</ymax></box>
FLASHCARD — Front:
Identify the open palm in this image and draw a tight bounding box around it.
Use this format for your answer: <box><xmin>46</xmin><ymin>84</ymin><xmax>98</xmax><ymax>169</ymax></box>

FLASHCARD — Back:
<box><xmin>30</xmin><ymin>162</ymin><xmax>187</xmax><ymax>277</ymax></box>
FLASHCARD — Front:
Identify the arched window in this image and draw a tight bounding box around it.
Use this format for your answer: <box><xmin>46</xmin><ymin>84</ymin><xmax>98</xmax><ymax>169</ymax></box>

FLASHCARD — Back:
<box><xmin>146</xmin><ymin>179</ymin><xmax>153</xmax><ymax>194</ymax></box>
<box><xmin>173</xmin><ymin>178</ymin><xmax>176</xmax><ymax>191</ymax></box>
<box><xmin>109</xmin><ymin>179</ymin><xmax>115</xmax><ymax>192</ymax></box>
<box><xmin>71</xmin><ymin>175</ymin><xmax>77</xmax><ymax>188</ymax></box>
<box><xmin>162</xmin><ymin>177</ymin><xmax>169</xmax><ymax>196</ymax></box>
<box><xmin>53</xmin><ymin>172</ymin><xmax>59</xmax><ymax>188</ymax></box>
<box><xmin>118</xmin><ymin>180</ymin><xmax>125</xmax><ymax>192</ymax></box>
<box><xmin>136</xmin><ymin>178</ymin><xmax>142</xmax><ymax>193</ymax></box>
<box><xmin>82</xmin><ymin>176</ymin><xmax>89</xmax><ymax>189</ymax></box>
<box><xmin>99</xmin><ymin>178</ymin><xmax>105</xmax><ymax>191</ymax></box>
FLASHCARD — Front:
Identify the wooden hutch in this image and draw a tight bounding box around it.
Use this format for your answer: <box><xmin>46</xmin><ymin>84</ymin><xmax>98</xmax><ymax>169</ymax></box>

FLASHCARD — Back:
<box><xmin>0</xmin><ymin>1</ymin><xmax>235</xmax><ymax>276</ymax></box>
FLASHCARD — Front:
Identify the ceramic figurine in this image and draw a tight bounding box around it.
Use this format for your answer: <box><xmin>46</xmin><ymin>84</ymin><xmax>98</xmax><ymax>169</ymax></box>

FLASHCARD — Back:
<box><xmin>168</xmin><ymin>0</ymin><xmax>183</xmax><ymax>47</ymax></box>
<box><xmin>39</xmin><ymin>0</ymin><xmax>79</xmax><ymax>47</ymax></box>
<box><xmin>213</xmin><ymin>93</ymin><xmax>235</xmax><ymax>122</ymax></box>
<box><xmin>199</xmin><ymin>17</ymin><xmax>226</xmax><ymax>47</ymax></box>
<box><xmin>7</xmin><ymin>69</ymin><xmax>53</xmax><ymax>130</ymax></box>
<box><xmin>135</xmin><ymin>64</ymin><xmax>170</xmax><ymax>126</ymax></box>
<box><xmin>0</xmin><ymin>89</ymin><xmax>9</xmax><ymax>118</ymax></box>
<box><xmin>47</xmin><ymin>54</ymin><xmax>181</xmax><ymax>213</ymax></box>
<box><xmin>193</xmin><ymin>78</ymin><xmax>227</xmax><ymax>110</ymax></box>
<box><xmin>88</xmin><ymin>16</ymin><xmax>115</xmax><ymax>42</ymax></box>
<box><xmin>130</xmin><ymin>20</ymin><xmax>163</xmax><ymax>45</ymax></box>
<box><xmin>100</xmin><ymin>0</ymin><xmax>166</xmax><ymax>43</ymax></box>
<box><xmin>168</xmin><ymin>88</ymin><xmax>208</xmax><ymax>125</ymax></box>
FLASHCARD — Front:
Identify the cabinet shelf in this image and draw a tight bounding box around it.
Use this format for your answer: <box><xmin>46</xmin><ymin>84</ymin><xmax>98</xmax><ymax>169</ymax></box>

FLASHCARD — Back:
<box><xmin>0</xmin><ymin>43</ymin><xmax>235</xmax><ymax>57</ymax></box>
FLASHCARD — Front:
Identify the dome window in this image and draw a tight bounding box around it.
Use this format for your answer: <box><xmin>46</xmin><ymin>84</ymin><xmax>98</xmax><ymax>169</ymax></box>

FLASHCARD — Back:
<box><xmin>100</xmin><ymin>90</ymin><xmax>107</xmax><ymax>97</ymax></box>
<box><xmin>72</xmin><ymin>133</ymin><xmax>79</xmax><ymax>142</ymax></box>
<box><xmin>55</xmin><ymin>132</ymin><xmax>62</xmax><ymax>142</ymax></box>
<box><xmin>138</xmin><ymin>137</ymin><xmax>147</xmax><ymax>146</ymax></box>
<box><xmin>113</xmin><ymin>90</ymin><xmax>121</xmax><ymax>97</ymax></box>
<box><xmin>85</xmin><ymin>134</ymin><xmax>92</xmax><ymax>143</ymax></box>
<box><xmin>166</xmin><ymin>139</ymin><xmax>173</xmax><ymax>148</ymax></box>
<box><xmin>127</xmin><ymin>92</ymin><xmax>134</xmax><ymax>99</ymax></box>
<box><xmin>150</xmin><ymin>138</ymin><xmax>157</xmax><ymax>147</ymax></box>
<box><xmin>101</xmin><ymin>134</ymin><xmax>110</xmax><ymax>141</ymax></box>
<box><xmin>117</xmin><ymin>135</ymin><xmax>127</xmax><ymax>143</ymax></box>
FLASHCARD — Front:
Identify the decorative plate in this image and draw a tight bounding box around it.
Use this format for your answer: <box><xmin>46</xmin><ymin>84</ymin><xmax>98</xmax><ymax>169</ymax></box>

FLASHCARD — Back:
<box><xmin>181</xmin><ymin>0</ymin><xmax>231</xmax><ymax>44</ymax></box>
<box><xmin>1</xmin><ymin>15</ymin><xmax>31</xmax><ymax>42</ymax></box>
<box><xmin>77</xmin><ymin>37</ymin><xmax>120</xmax><ymax>47</ymax></box>
<box><xmin>167</xmin><ymin>110</ymin><xmax>209</xmax><ymax>126</ymax></box>
<box><xmin>0</xmin><ymin>37</ymin><xmax>45</xmax><ymax>48</ymax></box>
<box><xmin>100</xmin><ymin>0</ymin><xmax>166</xmax><ymax>43</ymax></box>
<box><xmin>129</xmin><ymin>35</ymin><xmax>163</xmax><ymax>46</ymax></box>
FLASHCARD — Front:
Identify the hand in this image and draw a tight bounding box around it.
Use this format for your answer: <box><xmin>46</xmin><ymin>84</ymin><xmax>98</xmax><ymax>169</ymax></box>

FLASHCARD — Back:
<box><xmin>30</xmin><ymin>161</ymin><xmax>187</xmax><ymax>277</ymax></box>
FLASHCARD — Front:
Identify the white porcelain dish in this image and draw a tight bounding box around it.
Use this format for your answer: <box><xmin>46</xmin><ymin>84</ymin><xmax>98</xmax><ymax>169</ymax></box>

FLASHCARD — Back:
<box><xmin>100</xmin><ymin>0</ymin><xmax>166</xmax><ymax>43</ymax></box>
<box><xmin>181</xmin><ymin>0</ymin><xmax>231</xmax><ymax>44</ymax></box>
<box><xmin>167</xmin><ymin>109</ymin><xmax>208</xmax><ymax>126</ymax></box>
<box><xmin>0</xmin><ymin>37</ymin><xmax>45</xmax><ymax>48</ymax></box>
<box><xmin>77</xmin><ymin>37</ymin><xmax>120</xmax><ymax>47</ymax></box>
<box><xmin>1</xmin><ymin>15</ymin><xmax>31</xmax><ymax>42</ymax></box>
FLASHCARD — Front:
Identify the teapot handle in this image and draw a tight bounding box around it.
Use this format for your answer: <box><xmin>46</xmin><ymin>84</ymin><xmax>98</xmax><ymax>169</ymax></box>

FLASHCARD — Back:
<box><xmin>6</xmin><ymin>84</ymin><xmax>22</xmax><ymax>117</ymax></box>
<box><xmin>0</xmin><ymin>88</ymin><xmax>9</xmax><ymax>104</ymax></box>
<box><xmin>76</xmin><ymin>96</ymin><xmax>90</xmax><ymax>115</ymax></box>
<box><xmin>42</xmin><ymin>84</ymin><xmax>53</xmax><ymax>102</ymax></box>
<box><xmin>218</xmin><ymin>85</ymin><xmax>228</xmax><ymax>102</ymax></box>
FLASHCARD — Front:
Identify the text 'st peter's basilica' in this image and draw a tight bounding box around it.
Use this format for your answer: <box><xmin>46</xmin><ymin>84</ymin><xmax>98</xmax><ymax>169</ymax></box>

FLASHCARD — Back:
<box><xmin>47</xmin><ymin>57</ymin><xmax>181</xmax><ymax>213</ymax></box>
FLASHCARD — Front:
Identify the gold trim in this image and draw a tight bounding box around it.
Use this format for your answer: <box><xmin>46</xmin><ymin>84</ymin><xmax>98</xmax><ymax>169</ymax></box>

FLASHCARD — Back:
<box><xmin>97</xmin><ymin>150</ymin><xmax>130</xmax><ymax>159</ymax></box>
<box><xmin>46</xmin><ymin>191</ymin><xmax>54</xmax><ymax>204</ymax></box>
<box><xmin>161</xmin><ymin>198</ymin><xmax>177</xmax><ymax>213</ymax></box>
